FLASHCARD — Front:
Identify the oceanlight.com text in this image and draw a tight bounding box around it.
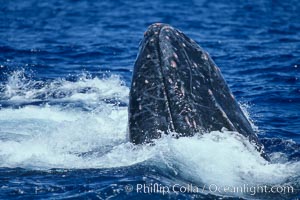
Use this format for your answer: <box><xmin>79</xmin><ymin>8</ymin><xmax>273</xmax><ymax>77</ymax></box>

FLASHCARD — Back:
<box><xmin>124</xmin><ymin>183</ymin><xmax>294</xmax><ymax>196</ymax></box>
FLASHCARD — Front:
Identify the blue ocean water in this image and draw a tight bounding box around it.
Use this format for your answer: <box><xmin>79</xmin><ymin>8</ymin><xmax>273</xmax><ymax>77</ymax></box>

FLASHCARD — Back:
<box><xmin>0</xmin><ymin>0</ymin><xmax>299</xmax><ymax>199</ymax></box>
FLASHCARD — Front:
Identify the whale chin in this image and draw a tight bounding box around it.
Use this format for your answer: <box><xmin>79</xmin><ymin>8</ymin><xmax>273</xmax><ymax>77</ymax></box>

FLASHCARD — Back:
<box><xmin>128</xmin><ymin>23</ymin><xmax>269</xmax><ymax>161</ymax></box>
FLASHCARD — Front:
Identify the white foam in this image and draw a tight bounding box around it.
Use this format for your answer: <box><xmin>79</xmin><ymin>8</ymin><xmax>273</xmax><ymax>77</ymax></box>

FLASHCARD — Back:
<box><xmin>1</xmin><ymin>70</ymin><xmax>129</xmax><ymax>104</ymax></box>
<box><xmin>153</xmin><ymin>132</ymin><xmax>300</xmax><ymax>186</ymax></box>
<box><xmin>0</xmin><ymin>103</ymin><xmax>130</xmax><ymax>168</ymax></box>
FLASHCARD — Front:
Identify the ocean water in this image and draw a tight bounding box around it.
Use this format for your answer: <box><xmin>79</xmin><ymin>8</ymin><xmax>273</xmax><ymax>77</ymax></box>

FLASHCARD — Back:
<box><xmin>0</xmin><ymin>0</ymin><xmax>299</xmax><ymax>199</ymax></box>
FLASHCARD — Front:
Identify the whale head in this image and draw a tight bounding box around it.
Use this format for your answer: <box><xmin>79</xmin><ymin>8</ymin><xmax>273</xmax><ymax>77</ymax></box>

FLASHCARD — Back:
<box><xmin>129</xmin><ymin>23</ymin><xmax>269</xmax><ymax>160</ymax></box>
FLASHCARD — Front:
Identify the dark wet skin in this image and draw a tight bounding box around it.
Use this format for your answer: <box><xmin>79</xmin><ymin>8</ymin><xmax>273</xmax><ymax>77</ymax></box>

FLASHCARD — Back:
<box><xmin>129</xmin><ymin>23</ymin><xmax>269</xmax><ymax>160</ymax></box>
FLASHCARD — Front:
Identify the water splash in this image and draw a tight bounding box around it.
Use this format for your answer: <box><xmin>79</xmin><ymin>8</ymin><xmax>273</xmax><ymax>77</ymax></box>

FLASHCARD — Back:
<box><xmin>0</xmin><ymin>70</ymin><xmax>299</xmax><ymax>195</ymax></box>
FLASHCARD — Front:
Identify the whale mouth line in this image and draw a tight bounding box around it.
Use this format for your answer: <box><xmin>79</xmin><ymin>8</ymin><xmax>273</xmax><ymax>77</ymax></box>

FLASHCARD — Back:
<box><xmin>156</xmin><ymin>25</ymin><xmax>176</xmax><ymax>133</ymax></box>
<box><xmin>151</xmin><ymin>24</ymin><xmax>198</xmax><ymax>135</ymax></box>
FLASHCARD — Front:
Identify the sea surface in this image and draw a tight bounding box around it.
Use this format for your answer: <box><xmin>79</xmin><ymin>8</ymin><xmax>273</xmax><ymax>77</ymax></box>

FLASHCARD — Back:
<box><xmin>0</xmin><ymin>0</ymin><xmax>299</xmax><ymax>199</ymax></box>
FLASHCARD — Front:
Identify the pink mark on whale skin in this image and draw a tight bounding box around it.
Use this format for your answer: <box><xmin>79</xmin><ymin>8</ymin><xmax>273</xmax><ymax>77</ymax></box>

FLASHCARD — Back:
<box><xmin>173</xmin><ymin>52</ymin><xmax>178</xmax><ymax>59</ymax></box>
<box><xmin>171</xmin><ymin>60</ymin><xmax>177</xmax><ymax>68</ymax></box>
<box><xmin>180</xmin><ymin>85</ymin><xmax>185</xmax><ymax>97</ymax></box>
<box><xmin>192</xmin><ymin>119</ymin><xmax>197</xmax><ymax>128</ymax></box>
<box><xmin>185</xmin><ymin>116</ymin><xmax>192</xmax><ymax>127</ymax></box>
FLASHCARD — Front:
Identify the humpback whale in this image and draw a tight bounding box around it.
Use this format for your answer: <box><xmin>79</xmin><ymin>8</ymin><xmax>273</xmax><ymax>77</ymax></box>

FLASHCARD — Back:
<box><xmin>129</xmin><ymin>23</ymin><xmax>268</xmax><ymax>160</ymax></box>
